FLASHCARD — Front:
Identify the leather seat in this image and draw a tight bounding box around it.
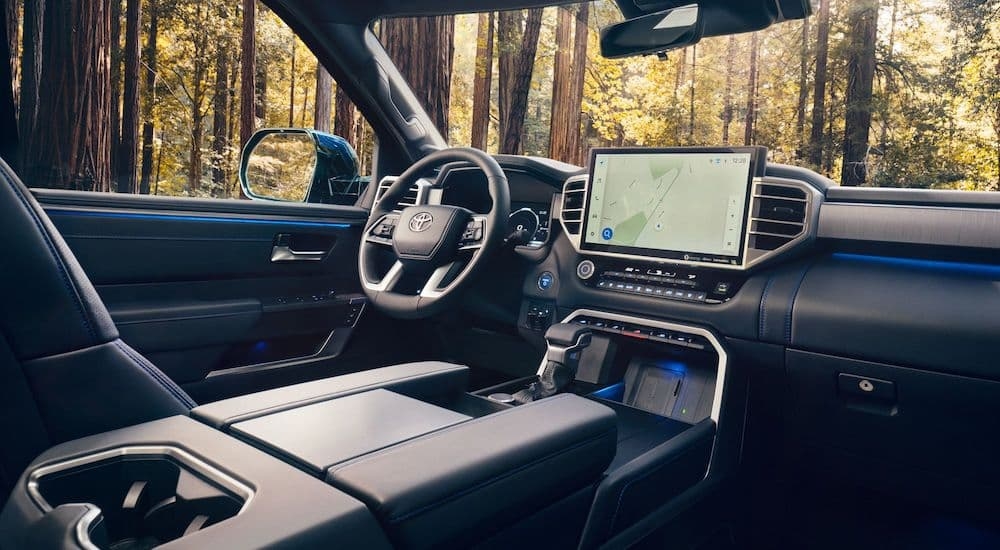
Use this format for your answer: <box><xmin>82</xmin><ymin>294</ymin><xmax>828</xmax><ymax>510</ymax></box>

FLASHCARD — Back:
<box><xmin>0</xmin><ymin>158</ymin><xmax>194</xmax><ymax>501</ymax></box>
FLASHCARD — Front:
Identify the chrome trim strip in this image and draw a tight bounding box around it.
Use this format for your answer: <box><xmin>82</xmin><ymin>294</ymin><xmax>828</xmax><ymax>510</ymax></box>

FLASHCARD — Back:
<box><xmin>558</xmin><ymin>309</ymin><xmax>727</xmax><ymax>424</ymax></box>
<box><xmin>27</xmin><ymin>446</ymin><xmax>255</xmax><ymax>515</ymax></box>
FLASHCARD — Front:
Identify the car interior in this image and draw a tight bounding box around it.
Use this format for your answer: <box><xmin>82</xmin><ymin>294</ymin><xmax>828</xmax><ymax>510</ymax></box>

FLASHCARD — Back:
<box><xmin>2</xmin><ymin>0</ymin><xmax>1000</xmax><ymax>549</ymax></box>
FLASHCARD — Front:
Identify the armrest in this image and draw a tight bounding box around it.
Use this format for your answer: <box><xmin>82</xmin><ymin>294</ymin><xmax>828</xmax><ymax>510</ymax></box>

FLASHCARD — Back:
<box><xmin>327</xmin><ymin>394</ymin><xmax>618</xmax><ymax>549</ymax></box>
<box><xmin>192</xmin><ymin>362</ymin><xmax>468</xmax><ymax>430</ymax></box>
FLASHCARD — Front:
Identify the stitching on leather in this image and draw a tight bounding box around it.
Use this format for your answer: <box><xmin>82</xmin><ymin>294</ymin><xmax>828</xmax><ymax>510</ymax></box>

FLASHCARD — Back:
<box><xmin>114</xmin><ymin>340</ymin><xmax>193</xmax><ymax>408</ymax></box>
<box><xmin>758</xmin><ymin>276</ymin><xmax>776</xmax><ymax>341</ymax></box>
<box><xmin>221</xmin><ymin>365</ymin><xmax>468</xmax><ymax>426</ymax></box>
<box><xmin>0</xmin><ymin>165</ymin><xmax>97</xmax><ymax>343</ymax></box>
<box><xmin>114</xmin><ymin>340</ymin><xmax>195</xmax><ymax>408</ymax></box>
<box><xmin>784</xmin><ymin>265</ymin><xmax>812</xmax><ymax>345</ymax></box>
<box><xmin>385</xmin><ymin>429</ymin><xmax>615</xmax><ymax>523</ymax></box>
<box><xmin>605</xmin><ymin>437</ymin><xmax>707</xmax><ymax>537</ymax></box>
<box><xmin>327</xmin><ymin>395</ymin><xmax>575</xmax><ymax>474</ymax></box>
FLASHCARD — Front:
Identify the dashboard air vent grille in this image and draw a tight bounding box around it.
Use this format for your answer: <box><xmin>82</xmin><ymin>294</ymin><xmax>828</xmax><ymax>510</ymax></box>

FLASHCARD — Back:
<box><xmin>749</xmin><ymin>182</ymin><xmax>808</xmax><ymax>251</ymax></box>
<box><xmin>375</xmin><ymin>178</ymin><xmax>419</xmax><ymax>209</ymax></box>
<box><xmin>561</xmin><ymin>178</ymin><xmax>587</xmax><ymax>236</ymax></box>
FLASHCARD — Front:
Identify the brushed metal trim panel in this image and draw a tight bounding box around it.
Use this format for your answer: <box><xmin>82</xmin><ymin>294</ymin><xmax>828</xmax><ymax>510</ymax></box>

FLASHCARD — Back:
<box><xmin>819</xmin><ymin>203</ymin><xmax>1000</xmax><ymax>248</ymax></box>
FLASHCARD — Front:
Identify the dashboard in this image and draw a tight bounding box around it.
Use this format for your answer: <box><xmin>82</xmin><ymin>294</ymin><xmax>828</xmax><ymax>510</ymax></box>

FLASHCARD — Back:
<box><xmin>429</xmin><ymin>148</ymin><xmax>1000</xmax><ymax>526</ymax></box>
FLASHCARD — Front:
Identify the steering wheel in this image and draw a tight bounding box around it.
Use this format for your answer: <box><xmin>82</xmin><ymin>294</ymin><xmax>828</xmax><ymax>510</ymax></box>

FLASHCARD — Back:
<box><xmin>359</xmin><ymin>148</ymin><xmax>510</xmax><ymax>319</ymax></box>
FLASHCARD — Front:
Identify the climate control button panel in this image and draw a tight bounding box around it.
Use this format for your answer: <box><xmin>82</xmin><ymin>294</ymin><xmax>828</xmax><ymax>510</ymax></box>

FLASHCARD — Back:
<box><xmin>577</xmin><ymin>258</ymin><xmax>744</xmax><ymax>304</ymax></box>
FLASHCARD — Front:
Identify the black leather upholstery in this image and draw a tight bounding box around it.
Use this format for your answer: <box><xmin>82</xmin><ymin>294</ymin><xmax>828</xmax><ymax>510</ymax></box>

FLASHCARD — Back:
<box><xmin>0</xmin><ymin>158</ymin><xmax>193</xmax><ymax>499</ymax></box>
<box><xmin>327</xmin><ymin>394</ymin><xmax>618</xmax><ymax>549</ymax></box>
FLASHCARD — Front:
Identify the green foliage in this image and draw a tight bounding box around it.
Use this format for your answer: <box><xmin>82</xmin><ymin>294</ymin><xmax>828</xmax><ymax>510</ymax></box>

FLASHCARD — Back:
<box><xmin>14</xmin><ymin>0</ymin><xmax>1000</xmax><ymax>193</ymax></box>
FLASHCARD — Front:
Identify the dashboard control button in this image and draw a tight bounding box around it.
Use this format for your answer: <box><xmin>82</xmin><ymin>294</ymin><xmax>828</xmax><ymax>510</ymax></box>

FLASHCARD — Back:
<box><xmin>537</xmin><ymin>272</ymin><xmax>555</xmax><ymax>291</ymax></box>
<box><xmin>577</xmin><ymin>260</ymin><xmax>596</xmax><ymax>280</ymax></box>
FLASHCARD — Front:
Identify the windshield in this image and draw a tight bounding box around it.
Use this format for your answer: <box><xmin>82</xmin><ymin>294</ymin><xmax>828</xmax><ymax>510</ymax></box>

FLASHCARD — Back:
<box><xmin>379</xmin><ymin>1</ymin><xmax>1000</xmax><ymax>191</ymax></box>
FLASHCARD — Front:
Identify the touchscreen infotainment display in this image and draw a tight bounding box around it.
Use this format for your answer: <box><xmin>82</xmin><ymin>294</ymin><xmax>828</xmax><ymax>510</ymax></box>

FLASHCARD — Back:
<box><xmin>582</xmin><ymin>147</ymin><xmax>766</xmax><ymax>267</ymax></box>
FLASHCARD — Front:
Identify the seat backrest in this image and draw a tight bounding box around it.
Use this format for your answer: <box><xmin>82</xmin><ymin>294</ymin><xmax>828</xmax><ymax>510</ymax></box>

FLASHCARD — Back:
<box><xmin>0</xmin><ymin>158</ymin><xmax>194</xmax><ymax>501</ymax></box>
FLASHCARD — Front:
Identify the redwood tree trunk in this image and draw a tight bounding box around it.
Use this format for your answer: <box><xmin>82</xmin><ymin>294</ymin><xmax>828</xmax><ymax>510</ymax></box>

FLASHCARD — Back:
<box><xmin>239</xmin><ymin>0</ymin><xmax>256</xmax><ymax>152</ymax></box>
<box><xmin>382</xmin><ymin>16</ymin><xmax>455</xmax><ymax>141</ymax></box>
<box><xmin>139</xmin><ymin>0</ymin><xmax>157</xmax><ymax>194</ymax></box>
<box><xmin>288</xmin><ymin>40</ymin><xmax>296</xmax><ymax>127</ymax></box>
<box><xmin>498</xmin><ymin>8</ymin><xmax>543</xmax><ymax>155</ymax></box>
<box><xmin>314</xmin><ymin>65</ymin><xmax>332</xmax><ymax>132</ymax></box>
<box><xmin>110</xmin><ymin>0</ymin><xmax>121</xmax><ymax>183</ymax></box>
<box><xmin>568</xmin><ymin>3</ymin><xmax>588</xmax><ymax>164</ymax></box>
<box><xmin>841</xmin><ymin>0</ymin><xmax>879</xmax><ymax>186</ymax></box>
<box><xmin>807</xmin><ymin>0</ymin><xmax>831</xmax><ymax>169</ymax></box>
<box><xmin>795</xmin><ymin>16</ymin><xmax>810</xmax><ymax>154</ymax></box>
<box><xmin>689</xmin><ymin>44</ymin><xmax>697</xmax><ymax>144</ymax></box>
<box><xmin>722</xmin><ymin>35</ymin><xmax>735</xmax><ymax>145</ymax></box>
<box><xmin>744</xmin><ymin>32</ymin><xmax>759</xmax><ymax>146</ymax></box>
<box><xmin>470</xmin><ymin>12</ymin><xmax>493</xmax><ymax>150</ymax></box>
<box><xmin>27</xmin><ymin>0</ymin><xmax>113</xmax><ymax>191</ymax></box>
<box><xmin>334</xmin><ymin>86</ymin><xmax>357</xmax><ymax>147</ymax></box>
<box><xmin>16</xmin><ymin>0</ymin><xmax>43</xmax><ymax>172</ymax></box>
<box><xmin>117</xmin><ymin>0</ymin><xmax>141</xmax><ymax>194</ymax></box>
<box><xmin>212</xmin><ymin>34</ymin><xmax>230</xmax><ymax>187</ymax></box>
<box><xmin>549</xmin><ymin>6</ymin><xmax>573</xmax><ymax>160</ymax></box>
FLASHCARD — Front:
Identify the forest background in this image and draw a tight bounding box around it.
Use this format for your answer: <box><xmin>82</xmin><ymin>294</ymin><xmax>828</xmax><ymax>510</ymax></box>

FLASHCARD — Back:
<box><xmin>5</xmin><ymin>0</ymin><xmax>1000</xmax><ymax>198</ymax></box>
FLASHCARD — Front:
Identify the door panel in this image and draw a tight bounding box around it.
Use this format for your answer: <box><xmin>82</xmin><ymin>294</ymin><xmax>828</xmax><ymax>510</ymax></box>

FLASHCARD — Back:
<box><xmin>32</xmin><ymin>189</ymin><xmax>431</xmax><ymax>403</ymax></box>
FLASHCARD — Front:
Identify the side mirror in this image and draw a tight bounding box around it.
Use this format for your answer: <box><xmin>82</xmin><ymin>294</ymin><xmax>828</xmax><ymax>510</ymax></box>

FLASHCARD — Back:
<box><xmin>600</xmin><ymin>4</ymin><xmax>703</xmax><ymax>59</ymax></box>
<box><xmin>240</xmin><ymin>128</ymin><xmax>368</xmax><ymax>205</ymax></box>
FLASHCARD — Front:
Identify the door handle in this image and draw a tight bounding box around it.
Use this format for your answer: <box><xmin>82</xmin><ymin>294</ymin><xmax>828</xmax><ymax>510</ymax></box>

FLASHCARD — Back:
<box><xmin>271</xmin><ymin>233</ymin><xmax>328</xmax><ymax>262</ymax></box>
<box><xmin>271</xmin><ymin>244</ymin><xmax>327</xmax><ymax>262</ymax></box>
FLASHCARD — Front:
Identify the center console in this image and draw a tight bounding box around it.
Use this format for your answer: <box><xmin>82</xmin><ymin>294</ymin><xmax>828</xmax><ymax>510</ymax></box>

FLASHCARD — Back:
<box><xmin>0</xmin><ymin>363</ymin><xmax>619</xmax><ymax>549</ymax></box>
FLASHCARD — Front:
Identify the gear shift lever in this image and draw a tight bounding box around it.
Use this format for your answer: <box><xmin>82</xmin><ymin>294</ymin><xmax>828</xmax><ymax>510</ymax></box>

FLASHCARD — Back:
<box><xmin>513</xmin><ymin>323</ymin><xmax>592</xmax><ymax>404</ymax></box>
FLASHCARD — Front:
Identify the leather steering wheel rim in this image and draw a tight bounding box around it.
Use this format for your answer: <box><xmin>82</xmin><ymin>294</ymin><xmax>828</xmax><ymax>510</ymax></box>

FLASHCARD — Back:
<box><xmin>359</xmin><ymin>148</ymin><xmax>510</xmax><ymax>319</ymax></box>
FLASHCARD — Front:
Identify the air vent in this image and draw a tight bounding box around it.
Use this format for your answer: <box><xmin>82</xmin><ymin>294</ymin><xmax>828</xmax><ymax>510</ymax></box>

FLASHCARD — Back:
<box><xmin>374</xmin><ymin>177</ymin><xmax>420</xmax><ymax>209</ymax></box>
<box><xmin>749</xmin><ymin>182</ymin><xmax>808</xmax><ymax>251</ymax></box>
<box><xmin>561</xmin><ymin>177</ymin><xmax>587</xmax><ymax>236</ymax></box>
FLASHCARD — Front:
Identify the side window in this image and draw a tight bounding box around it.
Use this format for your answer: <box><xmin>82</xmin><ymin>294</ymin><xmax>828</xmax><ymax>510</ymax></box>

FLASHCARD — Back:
<box><xmin>5</xmin><ymin>0</ymin><xmax>373</xmax><ymax>202</ymax></box>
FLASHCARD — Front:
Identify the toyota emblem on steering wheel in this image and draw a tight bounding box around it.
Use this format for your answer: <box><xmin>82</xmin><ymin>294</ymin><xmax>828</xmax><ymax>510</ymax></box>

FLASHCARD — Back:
<box><xmin>409</xmin><ymin>212</ymin><xmax>434</xmax><ymax>232</ymax></box>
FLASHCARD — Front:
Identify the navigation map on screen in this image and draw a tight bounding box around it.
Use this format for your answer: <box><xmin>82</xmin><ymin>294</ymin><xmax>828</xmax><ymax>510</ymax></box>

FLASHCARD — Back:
<box><xmin>583</xmin><ymin>150</ymin><xmax>754</xmax><ymax>261</ymax></box>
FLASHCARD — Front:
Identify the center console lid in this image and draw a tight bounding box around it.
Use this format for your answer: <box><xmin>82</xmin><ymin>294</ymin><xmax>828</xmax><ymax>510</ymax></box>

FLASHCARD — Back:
<box><xmin>231</xmin><ymin>389</ymin><xmax>471</xmax><ymax>475</ymax></box>
<box><xmin>327</xmin><ymin>394</ymin><xmax>617</xmax><ymax>549</ymax></box>
<box><xmin>192</xmin><ymin>362</ymin><xmax>469</xmax><ymax>430</ymax></box>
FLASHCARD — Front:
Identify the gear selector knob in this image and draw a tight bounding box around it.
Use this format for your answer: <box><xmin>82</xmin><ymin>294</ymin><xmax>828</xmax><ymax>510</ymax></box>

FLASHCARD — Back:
<box><xmin>514</xmin><ymin>324</ymin><xmax>593</xmax><ymax>404</ymax></box>
<box><xmin>544</xmin><ymin>323</ymin><xmax>593</xmax><ymax>371</ymax></box>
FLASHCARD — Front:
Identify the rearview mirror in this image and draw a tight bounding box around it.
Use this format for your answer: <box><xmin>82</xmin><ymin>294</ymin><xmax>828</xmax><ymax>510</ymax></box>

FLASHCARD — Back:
<box><xmin>240</xmin><ymin>128</ymin><xmax>368</xmax><ymax>205</ymax></box>
<box><xmin>600</xmin><ymin>4</ymin><xmax>703</xmax><ymax>59</ymax></box>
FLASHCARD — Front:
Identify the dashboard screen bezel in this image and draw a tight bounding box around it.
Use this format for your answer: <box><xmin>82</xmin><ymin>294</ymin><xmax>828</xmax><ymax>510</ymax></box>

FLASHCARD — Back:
<box><xmin>580</xmin><ymin>146</ymin><xmax>767</xmax><ymax>268</ymax></box>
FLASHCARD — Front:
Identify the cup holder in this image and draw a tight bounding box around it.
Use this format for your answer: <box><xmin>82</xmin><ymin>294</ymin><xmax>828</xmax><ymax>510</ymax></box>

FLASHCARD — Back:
<box><xmin>27</xmin><ymin>446</ymin><xmax>253</xmax><ymax>549</ymax></box>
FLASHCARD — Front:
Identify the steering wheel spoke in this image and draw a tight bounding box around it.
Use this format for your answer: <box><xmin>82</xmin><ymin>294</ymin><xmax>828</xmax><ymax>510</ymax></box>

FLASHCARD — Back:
<box><xmin>458</xmin><ymin>215</ymin><xmax>488</xmax><ymax>251</ymax></box>
<box><xmin>364</xmin><ymin>260</ymin><xmax>404</xmax><ymax>293</ymax></box>
<box><xmin>420</xmin><ymin>257</ymin><xmax>473</xmax><ymax>299</ymax></box>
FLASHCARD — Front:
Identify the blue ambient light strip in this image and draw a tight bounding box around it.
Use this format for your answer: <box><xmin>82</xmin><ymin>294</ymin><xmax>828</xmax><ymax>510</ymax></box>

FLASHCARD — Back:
<box><xmin>832</xmin><ymin>253</ymin><xmax>1000</xmax><ymax>278</ymax></box>
<box><xmin>47</xmin><ymin>208</ymin><xmax>355</xmax><ymax>229</ymax></box>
